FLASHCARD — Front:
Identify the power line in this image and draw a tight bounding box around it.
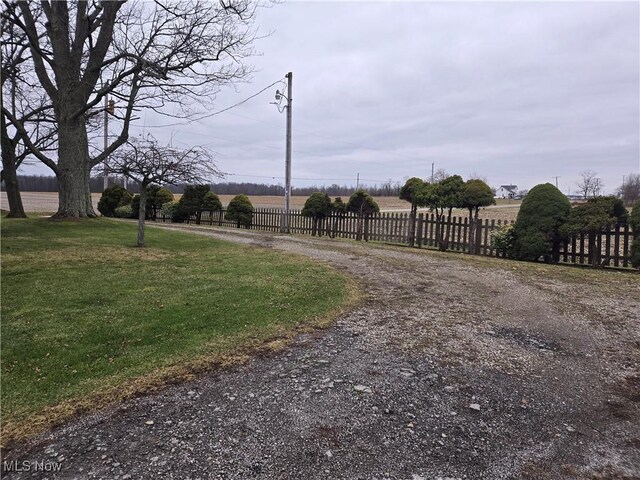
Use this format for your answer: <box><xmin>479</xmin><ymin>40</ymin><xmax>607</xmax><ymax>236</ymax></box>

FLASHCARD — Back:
<box><xmin>218</xmin><ymin>172</ymin><xmax>392</xmax><ymax>183</ymax></box>
<box><xmin>131</xmin><ymin>78</ymin><xmax>286</xmax><ymax>129</ymax></box>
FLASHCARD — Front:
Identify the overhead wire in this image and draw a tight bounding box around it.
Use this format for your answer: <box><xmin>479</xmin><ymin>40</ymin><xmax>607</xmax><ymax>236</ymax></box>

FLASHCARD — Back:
<box><xmin>130</xmin><ymin>77</ymin><xmax>287</xmax><ymax>129</ymax></box>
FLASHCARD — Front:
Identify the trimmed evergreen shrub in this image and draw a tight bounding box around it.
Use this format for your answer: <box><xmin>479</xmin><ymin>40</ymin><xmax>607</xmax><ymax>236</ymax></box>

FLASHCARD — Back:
<box><xmin>160</xmin><ymin>201</ymin><xmax>179</xmax><ymax>221</ymax></box>
<box><xmin>302</xmin><ymin>192</ymin><xmax>332</xmax><ymax>236</ymax></box>
<box><xmin>176</xmin><ymin>185</ymin><xmax>211</xmax><ymax>223</ymax></box>
<box><xmin>113</xmin><ymin>205</ymin><xmax>134</xmax><ymax>218</ymax></box>
<box><xmin>462</xmin><ymin>179</ymin><xmax>495</xmax><ymax>253</ymax></box>
<box><xmin>399</xmin><ymin>177</ymin><xmax>425</xmax><ymax>247</ymax></box>
<box><xmin>225</xmin><ymin>194</ymin><xmax>253</xmax><ymax>228</ymax></box>
<box><xmin>512</xmin><ymin>183</ymin><xmax>571</xmax><ymax>262</ymax></box>
<box><xmin>97</xmin><ymin>185</ymin><xmax>132</xmax><ymax>217</ymax></box>
<box><xmin>202</xmin><ymin>191</ymin><xmax>223</xmax><ymax>211</ymax></box>
<box><xmin>347</xmin><ymin>190</ymin><xmax>379</xmax><ymax>241</ymax></box>
<box><xmin>347</xmin><ymin>189</ymin><xmax>379</xmax><ymax>217</ymax></box>
<box><xmin>332</xmin><ymin>197</ymin><xmax>347</xmax><ymax>214</ymax></box>
<box><xmin>130</xmin><ymin>186</ymin><xmax>175</xmax><ymax>220</ymax></box>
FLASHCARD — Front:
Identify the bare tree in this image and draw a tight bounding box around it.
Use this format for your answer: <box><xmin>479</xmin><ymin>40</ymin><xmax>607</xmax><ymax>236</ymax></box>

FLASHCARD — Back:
<box><xmin>1</xmin><ymin>3</ymin><xmax>57</xmax><ymax>217</ymax></box>
<box><xmin>431</xmin><ymin>168</ymin><xmax>449</xmax><ymax>183</ymax></box>
<box><xmin>577</xmin><ymin>170</ymin><xmax>603</xmax><ymax>199</ymax></box>
<box><xmin>103</xmin><ymin>136</ymin><xmax>220</xmax><ymax>247</ymax></box>
<box><xmin>617</xmin><ymin>173</ymin><xmax>640</xmax><ymax>206</ymax></box>
<box><xmin>592</xmin><ymin>177</ymin><xmax>604</xmax><ymax>197</ymax></box>
<box><xmin>3</xmin><ymin>0</ymin><xmax>262</xmax><ymax>218</ymax></box>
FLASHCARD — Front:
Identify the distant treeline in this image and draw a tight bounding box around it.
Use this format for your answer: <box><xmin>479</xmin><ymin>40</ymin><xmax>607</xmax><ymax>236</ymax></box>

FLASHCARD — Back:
<box><xmin>3</xmin><ymin>175</ymin><xmax>403</xmax><ymax>197</ymax></box>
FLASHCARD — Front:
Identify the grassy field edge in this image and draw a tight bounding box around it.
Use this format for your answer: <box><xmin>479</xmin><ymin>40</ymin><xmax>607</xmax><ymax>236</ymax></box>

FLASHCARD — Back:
<box><xmin>1</xmin><ymin>220</ymin><xmax>363</xmax><ymax>446</ymax></box>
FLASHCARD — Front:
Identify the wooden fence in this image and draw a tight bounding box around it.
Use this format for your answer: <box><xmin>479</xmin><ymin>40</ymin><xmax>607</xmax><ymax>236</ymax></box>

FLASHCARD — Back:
<box><xmin>153</xmin><ymin>208</ymin><xmax>636</xmax><ymax>269</ymax></box>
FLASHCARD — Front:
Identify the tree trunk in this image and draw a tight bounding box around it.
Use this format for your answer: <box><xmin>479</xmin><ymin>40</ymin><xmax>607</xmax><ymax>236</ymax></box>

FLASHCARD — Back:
<box><xmin>1</xmin><ymin>112</ymin><xmax>26</xmax><ymax>218</ymax></box>
<box><xmin>355</xmin><ymin>215</ymin><xmax>363</xmax><ymax>241</ymax></box>
<box><xmin>54</xmin><ymin>120</ymin><xmax>96</xmax><ymax>218</ymax></box>
<box><xmin>439</xmin><ymin>209</ymin><xmax>452</xmax><ymax>251</ymax></box>
<box><xmin>137</xmin><ymin>186</ymin><xmax>147</xmax><ymax>247</ymax></box>
<box><xmin>1</xmin><ymin>143</ymin><xmax>26</xmax><ymax>218</ymax></box>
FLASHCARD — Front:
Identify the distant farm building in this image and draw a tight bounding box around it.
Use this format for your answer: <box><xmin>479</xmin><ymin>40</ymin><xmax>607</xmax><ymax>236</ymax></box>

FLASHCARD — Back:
<box><xmin>496</xmin><ymin>185</ymin><xmax>518</xmax><ymax>199</ymax></box>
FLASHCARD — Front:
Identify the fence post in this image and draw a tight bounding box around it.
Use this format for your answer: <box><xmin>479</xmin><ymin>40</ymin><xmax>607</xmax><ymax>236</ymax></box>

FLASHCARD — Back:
<box><xmin>475</xmin><ymin>218</ymin><xmax>483</xmax><ymax>255</ymax></box>
<box><xmin>416</xmin><ymin>213</ymin><xmax>424</xmax><ymax>248</ymax></box>
<box><xmin>623</xmin><ymin>223</ymin><xmax>630</xmax><ymax>268</ymax></box>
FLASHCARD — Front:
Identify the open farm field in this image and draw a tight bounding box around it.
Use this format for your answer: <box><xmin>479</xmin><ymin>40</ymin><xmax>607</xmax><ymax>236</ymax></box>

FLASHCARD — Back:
<box><xmin>2</xmin><ymin>192</ymin><xmax>521</xmax><ymax>221</ymax></box>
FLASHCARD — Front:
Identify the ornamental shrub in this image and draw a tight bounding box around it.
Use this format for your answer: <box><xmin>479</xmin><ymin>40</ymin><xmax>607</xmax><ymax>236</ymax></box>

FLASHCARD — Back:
<box><xmin>491</xmin><ymin>224</ymin><xmax>515</xmax><ymax>257</ymax></box>
<box><xmin>225</xmin><ymin>194</ymin><xmax>253</xmax><ymax>228</ymax></box>
<box><xmin>512</xmin><ymin>183</ymin><xmax>571</xmax><ymax>262</ymax></box>
<box><xmin>347</xmin><ymin>190</ymin><xmax>379</xmax><ymax>241</ymax></box>
<box><xmin>97</xmin><ymin>185</ymin><xmax>132</xmax><ymax>217</ymax></box>
<box><xmin>174</xmin><ymin>185</ymin><xmax>216</xmax><ymax>224</ymax></box>
<box><xmin>160</xmin><ymin>201</ymin><xmax>179</xmax><ymax>221</ymax></box>
<box><xmin>113</xmin><ymin>205</ymin><xmax>134</xmax><ymax>218</ymax></box>
<box><xmin>202</xmin><ymin>191</ymin><xmax>223</xmax><ymax>211</ymax></box>
<box><xmin>302</xmin><ymin>192</ymin><xmax>332</xmax><ymax>236</ymax></box>
<box><xmin>130</xmin><ymin>186</ymin><xmax>175</xmax><ymax>220</ymax></box>
<box><xmin>399</xmin><ymin>177</ymin><xmax>425</xmax><ymax>247</ymax></box>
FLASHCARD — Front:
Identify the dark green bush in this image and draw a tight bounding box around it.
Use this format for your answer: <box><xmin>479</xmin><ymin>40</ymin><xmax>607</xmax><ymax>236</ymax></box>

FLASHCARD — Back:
<box><xmin>332</xmin><ymin>197</ymin><xmax>347</xmax><ymax>214</ymax></box>
<box><xmin>174</xmin><ymin>185</ymin><xmax>216</xmax><ymax>223</ymax></box>
<box><xmin>347</xmin><ymin>189</ymin><xmax>380</xmax><ymax>217</ymax></box>
<box><xmin>302</xmin><ymin>192</ymin><xmax>332</xmax><ymax>236</ymax></box>
<box><xmin>225</xmin><ymin>194</ymin><xmax>253</xmax><ymax>228</ymax></box>
<box><xmin>97</xmin><ymin>185</ymin><xmax>132</xmax><ymax>217</ymax></box>
<box><xmin>462</xmin><ymin>179</ymin><xmax>495</xmax><ymax>253</ymax></box>
<box><xmin>113</xmin><ymin>205</ymin><xmax>134</xmax><ymax>218</ymax></box>
<box><xmin>399</xmin><ymin>177</ymin><xmax>425</xmax><ymax>247</ymax></box>
<box><xmin>347</xmin><ymin>190</ymin><xmax>379</xmax><ymax>241</ymax></box>
<box><xmin>154</xmin><ymin>187</ymin><xmax>174</xmax><ymax>209</ymax></box>
<box><xmin>302</xmin><ymin>192</ymin><xmax>332</xmax><ymax>219</ymax></box>
<box><xmin>130</xmin><ymin>186</ymin><xmax>175</xmax><ymax>220</ymax></box>
<box><xmin>512</xmin><ymin>183</ymin><xmax>570</xmax><ymax>262</ymax></box>
<box><xmin>202</xmin><ymin>191</ymin><xmax>223</xmax><ymax>211</ymax></box>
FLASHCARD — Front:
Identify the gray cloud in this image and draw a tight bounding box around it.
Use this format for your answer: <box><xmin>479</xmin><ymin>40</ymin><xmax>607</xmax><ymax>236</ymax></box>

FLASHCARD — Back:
<box><xmin>24</xmin><ymin>1</ymin><xmax>640</xmax><ymax>194</ymax></box>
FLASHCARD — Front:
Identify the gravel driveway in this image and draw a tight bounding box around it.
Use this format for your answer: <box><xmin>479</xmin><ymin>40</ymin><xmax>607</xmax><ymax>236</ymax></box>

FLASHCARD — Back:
<box><xmin>3</xmin><ymin>225</ymin><xmax>639</xmax><ymax>480</ymax></box>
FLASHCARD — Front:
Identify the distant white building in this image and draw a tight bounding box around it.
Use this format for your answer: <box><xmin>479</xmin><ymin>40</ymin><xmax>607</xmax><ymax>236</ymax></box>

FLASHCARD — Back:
<box><xmin>496</xmin><ymin>185</ymin><xmax>518</xmax><ymax>199</ymax></box>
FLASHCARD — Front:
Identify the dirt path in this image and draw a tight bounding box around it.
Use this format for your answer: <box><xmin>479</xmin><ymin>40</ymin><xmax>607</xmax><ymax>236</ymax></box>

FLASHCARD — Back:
<box><xmin>4</xmin><ymin>226</ymin><xmax>639</xmax><ymax>479</ymax></box>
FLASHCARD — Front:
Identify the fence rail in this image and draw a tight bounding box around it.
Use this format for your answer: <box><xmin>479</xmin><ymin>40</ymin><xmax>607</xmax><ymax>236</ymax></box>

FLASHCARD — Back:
<box><xmin>153</xmin><ymin>208</ymin><xmax>636</xmax><ymax>269</ymax></box>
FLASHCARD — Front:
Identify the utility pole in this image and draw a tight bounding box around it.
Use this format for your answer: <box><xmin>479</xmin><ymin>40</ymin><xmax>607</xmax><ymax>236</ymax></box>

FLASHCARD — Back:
<box><xmin>553</xmin><ymin>176</ymin><xmax>560</xmax><ymax>189</ymax></box>
<box><xmin>103</xmin><ymin>95</ymin><xmax>109</xmax><ymax>190</ymax></box>
<box><xmin>356</xmin><ymin>172</ymin><xmax>359</xmax><ymax>189</ymax></box>
<box><xmin>281</xmin><ymin>72</ymin><xmax>293</xmax><ymax>233</ymax></box>
<box><xmin>431</xmin><ymin>162</ymin><xmax>434</xmax><ymax>183</ymax></box>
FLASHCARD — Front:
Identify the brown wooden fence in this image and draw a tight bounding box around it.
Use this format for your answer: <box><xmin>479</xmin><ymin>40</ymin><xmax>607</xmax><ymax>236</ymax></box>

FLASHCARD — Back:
<box><xmin>153</xmin><ymin>208</ymin><xmax>636</xmax><ymax>269</ymax></box>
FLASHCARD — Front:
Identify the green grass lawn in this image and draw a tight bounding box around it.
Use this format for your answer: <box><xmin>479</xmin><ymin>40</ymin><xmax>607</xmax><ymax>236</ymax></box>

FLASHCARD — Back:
<box><xmin>1</xmin><ymin>218</ymin><xmax>354</xmax><ymax>442</ymax></box>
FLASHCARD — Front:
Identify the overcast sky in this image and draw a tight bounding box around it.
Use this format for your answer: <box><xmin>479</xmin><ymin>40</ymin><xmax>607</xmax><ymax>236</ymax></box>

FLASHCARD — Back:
<box><xmin>24</xmin><ymin>1</ymin><xmax>640</xmax><ymax>194</ymax></box>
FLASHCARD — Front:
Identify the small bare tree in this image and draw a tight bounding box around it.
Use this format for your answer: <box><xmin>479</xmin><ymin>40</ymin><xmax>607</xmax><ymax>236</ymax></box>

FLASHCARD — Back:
<box><xmin>618</xmin><ymin>173</ymin><xmax>640</xmax><ymax>206</ymax></box>
<box><xmin>577</xmin><ymin>170</ymin><xmax>603</xmax><ymax>199</ymax></box>
<box><xmin>103</xmin><ymin>136</ymin><xmax>220</xmax><ymax>247</ymax></box>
